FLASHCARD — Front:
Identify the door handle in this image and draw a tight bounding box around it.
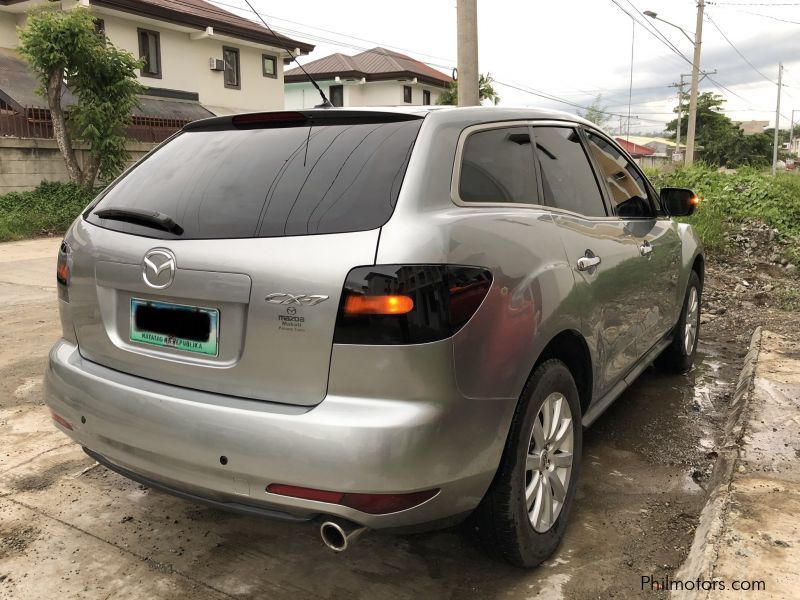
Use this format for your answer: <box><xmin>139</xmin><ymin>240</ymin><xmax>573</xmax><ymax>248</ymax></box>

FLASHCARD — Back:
<box><xmin>639</xmin><ymin>241</ymin><xmax>653</xmax><ymax>256</ymax></box>
<box><xmin>576</xmin><ymin>253</ymin><xmax>601</xmax><ymax>271</ymax></box>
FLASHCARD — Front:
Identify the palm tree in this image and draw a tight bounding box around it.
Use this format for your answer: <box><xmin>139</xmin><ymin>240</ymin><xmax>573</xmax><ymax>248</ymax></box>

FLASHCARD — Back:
<box><xmin>437</xmin><ymin>72</ymin><xmax>501</xmax><ymax>106</ymax></box>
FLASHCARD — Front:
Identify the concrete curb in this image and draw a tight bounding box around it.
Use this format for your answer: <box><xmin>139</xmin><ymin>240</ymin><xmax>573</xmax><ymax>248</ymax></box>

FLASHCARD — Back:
<box><xmin>670</xmin><ymin>327</ymin><xmax>763</xmax><ymax>600</ymax></box>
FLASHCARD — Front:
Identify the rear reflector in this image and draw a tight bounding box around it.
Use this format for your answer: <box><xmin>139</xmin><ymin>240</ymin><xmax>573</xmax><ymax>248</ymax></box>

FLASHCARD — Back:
<box><xmin>333</xmin><ymin>265</ymin><xmax>492</xmax><ymax>345</ymax></box>
<box><xmin>266</xmin><ymin>484</ymin><xmax>438</xmax><ymax>515</ymax></box>
<box><xmin>232</xmin><ymin>111</ymin><xmax>306</xmax><ymax>127</ymax></box>
<box><xmin>50</xmin><ymin>411</ymin><xmax>73</xmax><ymax>431</ymax></box>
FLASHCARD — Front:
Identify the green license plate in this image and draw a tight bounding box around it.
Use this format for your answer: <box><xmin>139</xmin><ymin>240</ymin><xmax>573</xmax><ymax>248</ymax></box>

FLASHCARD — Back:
<box><xmin>130</xmin><ymin>298</ymin><xmax>219</xmax><ymax>356</ymax></box>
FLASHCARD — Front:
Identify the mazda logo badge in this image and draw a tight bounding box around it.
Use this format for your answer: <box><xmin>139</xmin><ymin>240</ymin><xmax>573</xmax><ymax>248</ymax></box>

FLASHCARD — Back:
<box><xmin>142</xmin><ymin>249</ymin><xmax>176</xmax><ymax>289</ymax></box>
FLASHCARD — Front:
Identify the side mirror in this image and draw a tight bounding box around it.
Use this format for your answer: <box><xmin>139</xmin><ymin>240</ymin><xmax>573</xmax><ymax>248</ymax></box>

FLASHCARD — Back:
<box><xmin>660</xmin><ymin>187</ymin><xmax>699</xmax><ymax>217</ymax></box>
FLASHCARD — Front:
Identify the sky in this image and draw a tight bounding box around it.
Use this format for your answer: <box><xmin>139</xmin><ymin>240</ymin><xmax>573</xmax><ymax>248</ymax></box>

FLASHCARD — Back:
<box><xmin>214</xmin><ymin>0</ymin><xmax>800</xmax><ymax>134</ymax></box>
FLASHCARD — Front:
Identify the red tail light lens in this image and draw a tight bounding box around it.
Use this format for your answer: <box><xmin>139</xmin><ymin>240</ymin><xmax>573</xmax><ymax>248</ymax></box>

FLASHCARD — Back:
<box><xmin>56</xmin><ymin>241</ymin><xmax>70</xmax><ymax>302</ymax></box>
<box><xmin>333</xmin><ymin>265</ymin><xmax>492</xmax><ymax>345</ymax></box>
<box><xmin>266</xmin><ymin>484</ymin><xmax>438</xmax><ymax>515</ymax></box>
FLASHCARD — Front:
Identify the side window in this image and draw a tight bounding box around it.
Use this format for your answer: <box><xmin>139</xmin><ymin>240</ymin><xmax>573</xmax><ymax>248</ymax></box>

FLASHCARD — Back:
<box><xmin>584</xmin><ymin>131</ymin><xmax>654</xmax><ymax>218</ymax></box>
<box><xmin>458</xmin><ymin>126</ymin><xmax>538</xmax><ymax>204</ymax></box>
<box><xmin>138</xmin><ymin>29</ymin><xmax>161</xmax><ymax>78</ymax></box>
<box><xmin>532</xmin><ymin>126</ymin><xmax>606</xmax><ymax>217</ymax></box>
<box><xmin>223</xmin><ymin>47</ymin><xmax>240</xmax><ymax>89</ymax></box>
<box><xmin>329</xmin><ymin>84</ymin><xmax>344</xmax><ymax>107</ymax></box>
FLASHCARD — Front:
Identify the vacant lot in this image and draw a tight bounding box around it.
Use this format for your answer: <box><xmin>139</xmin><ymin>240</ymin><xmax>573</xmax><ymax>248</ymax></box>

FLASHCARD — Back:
<box><xmin>0</xmin><ymin>236</ymin><xmax>796</xmax><ymax>599</ymax></box>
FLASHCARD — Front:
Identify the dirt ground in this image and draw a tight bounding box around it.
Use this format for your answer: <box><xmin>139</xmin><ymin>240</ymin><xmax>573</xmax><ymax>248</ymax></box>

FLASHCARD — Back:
<box><xmin>0</xmin><ymin>229</ymin><xmax>798</xmax><ymax>600</ymax></box>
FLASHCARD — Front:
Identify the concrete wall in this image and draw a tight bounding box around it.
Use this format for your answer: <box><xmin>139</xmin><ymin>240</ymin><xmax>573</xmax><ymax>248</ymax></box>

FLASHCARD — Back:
<box><xmin>0</xmin><ymin>137</ymin><xmax>156</xmax><ymax>194</ymax></box>
<box><xmin>285</xmin><ymin>80</ymin><xmax>444</xmax><ymax>109</ymax></box>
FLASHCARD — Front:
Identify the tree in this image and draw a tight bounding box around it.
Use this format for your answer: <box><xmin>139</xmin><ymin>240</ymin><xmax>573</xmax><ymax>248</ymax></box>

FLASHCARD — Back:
<box><xmin>578</xmin><ymin>94</ymin><xmax>611</xmax><ymax>127</ymax></box>
<box><xmin>666</xmin><ymin>92</ymin><xmax>775</xmax><ymax>168</ymax></box>
<box><xmin>19</xmin><ymin>7</ymin><xmax>142</xmax><ymax>188</ymax></box>
<box><xmin>437</xmin><ymin>73</ymin><xmax>501</xmax><ymax>106</ymax></box>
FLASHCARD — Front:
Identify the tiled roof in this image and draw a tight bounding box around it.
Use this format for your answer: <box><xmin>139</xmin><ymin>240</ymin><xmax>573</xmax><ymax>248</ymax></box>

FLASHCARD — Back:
<box><xmin>92</xmin><ymin>0</ymin><xmax>314</xmax><ymax>52</ymax></box>
<box><xmin>614</xmin><ymin>137</ymin><xmax>656</xmax><ymax>156</ymax></box>
<box><xmin>285</xmin><ymin>47</ymin><xmax>452</xmax><ymax>88</ymax></box>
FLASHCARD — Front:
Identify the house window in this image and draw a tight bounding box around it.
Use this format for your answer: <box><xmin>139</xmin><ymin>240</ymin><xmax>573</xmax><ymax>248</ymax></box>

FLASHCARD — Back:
<box><xmin>138</xmin><ymin>29</ymin><xmax>161</xmax><ymax>78</ymax></box>
<box><xmin>403</xmin><ymin>85</ymin><xmax>412</xmax><ymax>103</ymax></box>
<box><xmin>223</xmin><ymin>46</ymin><xmax>240</xmax><ymax>89</ymax></box>
<box><xmin>423</xmin><ymin>90</ymin><xmax>431</xmax><ymax>105</ymax></box>
<box><xmin>262</xmin><ymin>54</ymin><xmax>277</xmax><ymax>78</ymax></box>
<box><xmin>94</xmin><ymin>18</ymin><xmax>105</xmax><ymax>37</ymax></box>
<box><xmin>329</xmin><ymin>85</ymin><xmax>344</xmax><ymax>107</ymax></box>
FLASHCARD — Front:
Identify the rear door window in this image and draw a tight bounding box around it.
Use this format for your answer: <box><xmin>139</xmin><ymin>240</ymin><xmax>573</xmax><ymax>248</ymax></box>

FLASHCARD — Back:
<box><xmin>458</xmin><ymin>126</ymin><xmax>538</xmax><ymax>205</ymax></box>
<box><xmin>584</xmin><ymin>131</ymin><xmax>655</xmax><ymax>218</ymax></box>
<box><xmin>532</xmin><ymin>126</ymin><xmax>607</xmax><ymax>217</ymax></box>
<box><xmin>86</xmin><ymin>118</ymin><xmax>423</xmax><ymax>239</ymax></box>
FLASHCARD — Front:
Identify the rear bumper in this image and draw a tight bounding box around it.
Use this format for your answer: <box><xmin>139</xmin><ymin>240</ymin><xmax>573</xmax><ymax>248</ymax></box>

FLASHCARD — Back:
<box><xmin>44</xmin><ymin>339</ymin><xmax>516</xmax><ymax>530</ymax></box>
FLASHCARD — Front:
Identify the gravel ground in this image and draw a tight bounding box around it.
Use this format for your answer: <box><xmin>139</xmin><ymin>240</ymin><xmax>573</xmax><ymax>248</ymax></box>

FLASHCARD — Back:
<box><xmin>0</xmin><ymin>229</ymin><xmax>797</xmax><ymax>600</ymax></box>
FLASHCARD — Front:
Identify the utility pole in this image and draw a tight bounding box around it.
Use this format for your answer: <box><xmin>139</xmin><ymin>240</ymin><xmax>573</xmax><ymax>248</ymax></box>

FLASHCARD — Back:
<box><xmin>789</xmin><ymin>108</ymin><xmax>797</xmax><ymax>159</ymax></box>
<box><xmin>456</xmin><ymin>0</ymin><xmax>479</xmax><ymax>107</ymax></box>
<box><xmin>772</xmin><ymin>62</ymin><xmax>783</xmax><ymax>176</ymax></box>
<box><xmin>668</xmin><ymin>74</ymin><xmax>689</xmax><ymax>159</ymax></box>
<box><xmin>685</xmin><ymin>0</ymin><xmax>705</xmax><ymax>165</ymax></box>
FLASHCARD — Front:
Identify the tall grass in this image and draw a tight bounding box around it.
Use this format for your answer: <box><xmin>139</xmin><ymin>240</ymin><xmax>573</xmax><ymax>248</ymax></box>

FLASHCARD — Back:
<box><xmin>0</xmin><ymin>181</ymin><xmax>96</xmax><ymax>242</ymax></box>
<box><xmin>648</xmin><ymin>166</ymin><xmax>800</xmax><ymax>260</ymax></box>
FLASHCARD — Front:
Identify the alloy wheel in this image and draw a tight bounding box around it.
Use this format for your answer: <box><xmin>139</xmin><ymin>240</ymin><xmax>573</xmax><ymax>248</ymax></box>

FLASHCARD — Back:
<box><xmin>684</xmin><ymin>286</ymin><xmax>699</xmax><ymax>355</ymax></box>
<box><xmin>524</xmin><ymin>392</ymin><xmax>574</xmax><ymax>533</ymax></box>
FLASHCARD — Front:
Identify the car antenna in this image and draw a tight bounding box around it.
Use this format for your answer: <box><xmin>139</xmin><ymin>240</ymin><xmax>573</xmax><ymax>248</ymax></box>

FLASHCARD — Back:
<box><xmin>240</xmin><ymin>0</ymin><xmax>333</xmax><ymax>108</ymax></box>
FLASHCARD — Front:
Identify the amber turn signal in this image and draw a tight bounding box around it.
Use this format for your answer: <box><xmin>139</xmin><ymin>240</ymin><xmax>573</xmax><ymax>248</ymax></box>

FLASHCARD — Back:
<box><xmin>343</xmin><ymin>294</ymin><xmax>414</xmax><ymax>315</ymax></box>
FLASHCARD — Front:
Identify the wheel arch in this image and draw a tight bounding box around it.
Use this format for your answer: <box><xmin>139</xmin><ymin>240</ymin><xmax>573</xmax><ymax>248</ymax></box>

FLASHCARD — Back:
<box><xmin>531</xmin><ymin>329</ymin><xmax>593</xmax><ymax>417</ymax></box>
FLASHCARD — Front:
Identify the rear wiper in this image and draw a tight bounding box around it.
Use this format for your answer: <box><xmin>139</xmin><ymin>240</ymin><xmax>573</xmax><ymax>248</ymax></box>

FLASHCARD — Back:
<box><xmin>94</xmin><ymin>207</ymin><xmax>184</xmax><ymax>235</ymax></box>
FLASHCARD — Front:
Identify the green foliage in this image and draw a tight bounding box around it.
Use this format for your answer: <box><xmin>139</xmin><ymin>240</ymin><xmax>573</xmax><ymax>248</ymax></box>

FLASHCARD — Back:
<box><xmin>18</xmin><ymin>7</ymin><xmax>142</xmax><ymax>186</ymax></box>
<box><xmin>648</xmin><ymin>165</ymin><xmax>800</xmax><ymax>260</ymax></box>
<box><xmin>437</xmin><ymin>73</ymin><xmax>500</xmax><ymax>106</ymax></box>
<box><xmin>0</xmin><ymin>181</ymin><xmax>96</xmax><ymax>241</ymax></box>
<box><xmin>665</xmin><ymin>92</ymin><xmax>777</xmax><ymax>168</ymax></box>
<box><xmin>577</xmin><ymin>94</ymin><xmax>611</xmax><ymax>127</ymax></box>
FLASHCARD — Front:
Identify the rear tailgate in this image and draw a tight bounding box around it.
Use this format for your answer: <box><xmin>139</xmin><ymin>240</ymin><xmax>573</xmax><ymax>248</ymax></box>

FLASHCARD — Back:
<box><xmin>63</xmin><ymin>111</ymin><xmax>423</xmax><ymax>406</ymax></box>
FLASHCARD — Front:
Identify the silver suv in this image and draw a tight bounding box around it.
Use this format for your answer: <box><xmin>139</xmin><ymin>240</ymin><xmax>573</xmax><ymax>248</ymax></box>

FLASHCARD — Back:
<box><xmin>45</xmin><ymin>107</ymin><xmax>702</xmax><ymax>567</ymax></box>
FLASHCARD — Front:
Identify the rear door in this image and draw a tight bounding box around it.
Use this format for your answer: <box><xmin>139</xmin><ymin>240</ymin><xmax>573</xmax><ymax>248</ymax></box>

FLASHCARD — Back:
<box><xmin>531</xmin><ymin>124</ymin><xmax>645</xmax><ymax>394</ymax></box>
<box><xmin>67</xmin><ymin>112</ymin><xmax>423</xmax><ymax>406</ymax></box>
<box><xmin>582</xmin><ymin>130</ymin><xmax>682</xmax><ymax>351</ymax></box>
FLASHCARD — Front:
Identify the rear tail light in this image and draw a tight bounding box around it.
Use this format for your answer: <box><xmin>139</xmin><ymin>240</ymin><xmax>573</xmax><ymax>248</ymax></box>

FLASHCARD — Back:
<box><xmin>56</xmin><ymin>241</ymin><xmax>70</xmax><ymax>302</ymax></box>
<box><xmin>333</xmin><ymin>265</ymin><xmax>492</xmax><ymax>345</ymax></box>
<box><xmin>50</xmin><ymin>411</ymin><xmax>73</xmax><ymax>430</ymax></box>
<box><xmin>266</xmin><ymin>483</ymin><xmax>438</xmax><ymax>515</ymax></box>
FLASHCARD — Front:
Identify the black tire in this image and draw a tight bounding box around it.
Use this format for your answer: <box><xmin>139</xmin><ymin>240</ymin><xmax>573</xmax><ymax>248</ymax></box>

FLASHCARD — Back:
<box><xmin>476</xmin><ymin>359</ymin><xmax>582</xmax><ymax>568</ymax></box>
<box><xmin>657</xmin><ymin>270</ymin><xmax>702</xmax><ymax>373</ymax></box>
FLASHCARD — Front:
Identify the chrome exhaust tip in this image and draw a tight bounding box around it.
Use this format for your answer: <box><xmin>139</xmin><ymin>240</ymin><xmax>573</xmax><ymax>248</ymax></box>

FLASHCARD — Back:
<box><xmin>320</xmin><ymin>519</ymin><xmax>366</xmax><ymax>552</ymax></box>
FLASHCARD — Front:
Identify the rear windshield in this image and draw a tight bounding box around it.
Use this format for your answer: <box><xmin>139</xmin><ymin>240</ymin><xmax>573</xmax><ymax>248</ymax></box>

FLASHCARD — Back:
<box><xmin>86</xmin><ymin>118</ymin><xmax>423</xmax><ymax>239</ymax></box>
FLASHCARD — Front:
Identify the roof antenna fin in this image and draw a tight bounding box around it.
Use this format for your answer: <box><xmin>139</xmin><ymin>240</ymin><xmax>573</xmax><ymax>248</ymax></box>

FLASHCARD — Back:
<box><xmin>240</xmin><ymin>0</ymin><xmax>333</xmax><ymax>108</ymax></box>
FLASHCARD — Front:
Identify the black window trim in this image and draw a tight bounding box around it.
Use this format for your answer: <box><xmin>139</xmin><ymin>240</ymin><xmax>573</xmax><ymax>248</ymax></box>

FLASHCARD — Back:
<box><xmin>403</xmin><ymin>85</ymin><xmax>412</xmax><ymax>104</ymax></box>
<box><xmin>451</xmin><ymin>120</ymin><xmax>544</xmax><ymax>209</ymax></box>
<box><xmin>138</xmin><ymin>28</ymin><xmax>162</xmax><ymax>79</ymax></box>
<box><xmin>329</xmin><ymin>84</ymin><xmax>344</xmax><ymax>107</ymax></box>
<box><xmin>580</xmin><ymin>126</ymin><xmax>660</xmax><ymax>220</ymax></box>
<box><xmin>223</xmin><ymin>45</ymin><xmax>241</xmax><ymax>89</ymax></box>
<box><xmin>261</xmin><ymin>53</ymin><xmax>277</xmax><ymax>78</ymax></box>
<box><xmin>423</xmin><ymin>89</ymin><xmax>431</xmax><ymax>105</ymax></box>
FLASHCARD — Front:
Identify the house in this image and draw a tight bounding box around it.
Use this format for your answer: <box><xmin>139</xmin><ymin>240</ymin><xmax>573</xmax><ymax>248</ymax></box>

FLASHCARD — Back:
<box><xmin>284</xmin><ymin>47</ymin><xmax>452</xmax><ymax>108</ymax></box>
<box><xmin>0</xmin><ymin>0</ymin><xmax>314</xmax><ymax>116</ymax></box>
<box><xmin>622</xmin><ymin>135</ymin><xmax>679</xmax><ymax>157</ymax></box>
<box><xmin>736</xmin><ymin>120</ymin><xmax>768</xmax><ymax>136</ymax></box>
<box><xmin>614</xmin><ymin>137</ymin><xmax>655</xmax><ymax>158</ymax></box>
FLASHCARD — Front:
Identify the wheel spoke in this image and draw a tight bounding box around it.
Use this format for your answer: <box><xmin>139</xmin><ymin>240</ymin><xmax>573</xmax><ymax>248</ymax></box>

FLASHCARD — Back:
<box><xmin>538</xmin><ymin>476</ymin><xmax>553</xmax><ymax>530</ymax></box>
<box><xmin>530</xmin><ymin>476</ymin><xmax>544</xmax><ymax>524</ymax></box>
<box><xmin>541</xmin><ymin>400</ymin><xmax>553</xmax><ymax>444</ymax></box>
<box><xmin>548</xmin><ymin>396</ymin><xmax>563</xmax><ymax>441</ymax></box>
<box><xmin>531</xmin><ymin>417</ymin><xmax>545</xmax><ymax>450</ymax></box>
<box><xmin>548</xmin><ymin>471</ymin><xmax>566</xmax><ymax>502</ymax></box>
<box><xmin>550</xmin><ymin>451</ymin><xmax>573</xmax><ymax>468</ymax></box>
<box><xmin>525</xmin><ymin>472</ymin><xmax>541</xmax><ymax>507</ymax></box>
<box><xmin>526</xmin><ymin>453</ymin><xmax>539</xmax><ymax>472</ymax></box>
<box><xmin>551</xmin><ymin>418</ymin><xmax>572</xmax><ymax>451</ymax></box>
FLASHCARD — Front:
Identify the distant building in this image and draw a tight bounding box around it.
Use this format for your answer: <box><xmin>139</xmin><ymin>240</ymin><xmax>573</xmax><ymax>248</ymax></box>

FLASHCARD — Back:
<box><xmin>622</xmin><ymin>135</ymin><xmax>679</xmax><ymax>157</ymax></box>
<box><xmin>284</xmin><ymin>47</ymin><xmax>452</xmax><ymax>108</ymax></box>
<box><xmin>614</xmin><ymin>137</ymin><xmax>655</xmax><ymax>158</ymax></box>
<box><xmin>736</xmin><ymin>120</ymin><xmax>769</xmax><ymax>135</ymax></box>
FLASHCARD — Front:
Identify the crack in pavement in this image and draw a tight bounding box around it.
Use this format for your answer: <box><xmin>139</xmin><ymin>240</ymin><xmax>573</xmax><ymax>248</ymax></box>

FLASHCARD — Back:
<box><xmin>1</xmin><ymin>495</ymin><xmax>240</xmax><ymax>600</ymax></box>
<box><xmin>0</xmin><ymin>442</ymin><xmax>74</xmax><ymax>476</ymax></box>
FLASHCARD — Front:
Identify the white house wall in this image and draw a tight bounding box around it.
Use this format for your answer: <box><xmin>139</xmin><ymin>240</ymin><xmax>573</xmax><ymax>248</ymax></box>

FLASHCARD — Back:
<box><xmin>285</xmin><ymin>80</ymin><xmax>443</xmax><ymax>109</ymax></box>
<box><xmin>100</xmin><ymin>12</ymin><xmax>284</xmax><ymax>112</ymax></box>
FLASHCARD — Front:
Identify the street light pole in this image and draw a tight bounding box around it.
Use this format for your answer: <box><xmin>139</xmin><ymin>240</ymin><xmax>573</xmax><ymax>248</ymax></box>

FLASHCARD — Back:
<box><xmin>456</xmin><ymin>0</ymin><xmax>479</xmax><ymax>107</ymax></box>
<box><xmin>773</xmin><ymin>62</ymin><xmax>783</xmax><ymax>176</ymax></box>
<box><xmin>685</xmin><ymin>0</ymin><xmax>705</xmax><ymax>165</ymax></box>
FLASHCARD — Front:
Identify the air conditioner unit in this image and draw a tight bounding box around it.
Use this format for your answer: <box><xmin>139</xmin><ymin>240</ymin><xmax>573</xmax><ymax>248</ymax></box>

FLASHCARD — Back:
<box><xmin>209</xmin><ymin>58</ymin><xmax>225</xmax><ymax>71</ymax></box>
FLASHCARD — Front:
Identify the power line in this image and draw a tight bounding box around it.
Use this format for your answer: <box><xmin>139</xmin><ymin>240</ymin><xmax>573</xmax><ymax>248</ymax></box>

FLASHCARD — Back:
<box><xmin>705</xmin><ymin>13</ymin><xmax>776</xmax><ymax>84</ymax></box>
<box><xmin>712</xmin><ymin>5</ymin><xmax>800</xmax><ymax>23</ymax></box>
